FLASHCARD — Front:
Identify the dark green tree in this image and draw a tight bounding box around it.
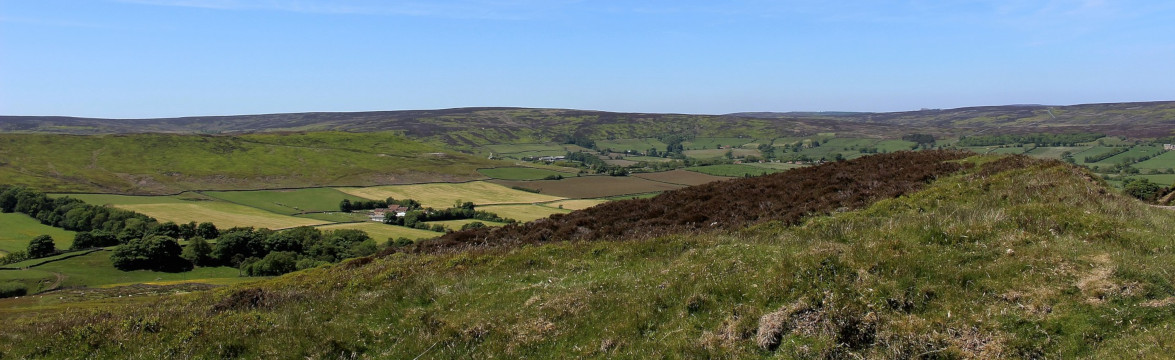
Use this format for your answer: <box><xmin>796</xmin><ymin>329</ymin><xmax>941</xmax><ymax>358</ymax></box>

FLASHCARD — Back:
<box><xmin>111</xmin><ymin>235</ymin><xmax>191</xmax><ymax>272</ymax></box>
<box><xmin>196</xmin><ymin>222</ymin><xmax>219</xmax><ymax>240</ymax></box>
<box><xmin>27</xmin><ymin>235</ymin><xmax>56</xmax><ymax>258</ymax></box>
<box><xmin>181</xmin><ymin>237</ymin><xmax>214</xmax><ymax>266</ymax></box>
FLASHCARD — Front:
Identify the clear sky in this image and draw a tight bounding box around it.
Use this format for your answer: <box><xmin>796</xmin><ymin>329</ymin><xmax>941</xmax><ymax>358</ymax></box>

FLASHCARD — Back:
<box><xmin>1</xmin><ymin>0</ymin><xmax>1173</xmax><ymax>118</ymax></box>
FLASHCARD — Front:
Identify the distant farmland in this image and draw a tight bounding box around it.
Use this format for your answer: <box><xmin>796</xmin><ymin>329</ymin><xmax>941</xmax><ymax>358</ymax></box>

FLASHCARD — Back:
<box><xmin>492</xmin><ymin>176</ymin><xmax>684</xmax><ymax>199</ymax></box>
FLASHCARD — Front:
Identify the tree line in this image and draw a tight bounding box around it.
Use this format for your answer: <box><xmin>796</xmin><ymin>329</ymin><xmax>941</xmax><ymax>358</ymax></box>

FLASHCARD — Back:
<box><xmin>0</xmin><ymin>185</ymin><xmax>385</xmax><ymax>277</ymax></box>
<box><xmin>957</xmin><ymin>132</ymin><xmax>1103</xmax><ymax>147</ymax></box>
<box><xmin>340</xmin><ymin>197</ymin><xmax>422</xmax><ymax>212</ymax></box>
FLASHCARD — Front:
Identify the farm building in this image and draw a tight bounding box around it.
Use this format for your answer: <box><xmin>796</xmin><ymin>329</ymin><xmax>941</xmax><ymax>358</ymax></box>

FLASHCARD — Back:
<box><xmin>370</xmin><ymin>205</ymin><xmax>410</xmax><ymax>222</ymax></box>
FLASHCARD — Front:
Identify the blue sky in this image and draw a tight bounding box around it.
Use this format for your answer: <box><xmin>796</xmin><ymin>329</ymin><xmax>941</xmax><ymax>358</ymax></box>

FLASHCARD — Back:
<box><xmin>1</xmin><ymin>0</ymin><xmax>1173</xmax><ymax>118</ymax></box>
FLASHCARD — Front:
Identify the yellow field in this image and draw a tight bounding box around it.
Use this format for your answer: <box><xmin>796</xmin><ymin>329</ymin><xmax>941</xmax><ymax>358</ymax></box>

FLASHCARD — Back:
<box><xmin>315</xmin><ymin>222</ymin><xmax>441</xmax><ymax>241</ymax></box>
<box><xmin>478</xmin><ymin>204</ymin><xmax>570</xmax><ymax>222</ymax></box>
<box><xmin>542</xmin><ymin>199</ymin><xmax>608</xmax><ymax>210</ymax></box>
<box><xmin>336</xmin><ymin>181</ymin><xmax>564</xmax><ymax>208</ymax></box>
<box><xmin>114</xmin><ymin>202</ymin><xmax>328</xmax><ymax>230</ymax></box>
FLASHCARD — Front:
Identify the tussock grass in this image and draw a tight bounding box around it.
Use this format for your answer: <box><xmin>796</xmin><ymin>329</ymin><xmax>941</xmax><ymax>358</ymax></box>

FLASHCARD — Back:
<box><xmin>3</xmin><ymin>154</ymin><xmax>1175</xmax><ymax>358</ymax></box>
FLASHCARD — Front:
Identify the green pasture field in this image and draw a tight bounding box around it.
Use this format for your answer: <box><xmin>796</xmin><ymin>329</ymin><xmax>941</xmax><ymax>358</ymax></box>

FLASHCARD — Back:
<box><xmin>314</xmin><ymin>223</ymin><xmax>441</xmax><ymax>241</ymax></box>
<box><xmin>476</xmin><ymin>204</ymin><xmax>570</xmax><ymax>222</ymax></box>
<box><xmin>294</xmin><ymin>212</ymin><xmax>370</xmax><ymax>223</ymax></box>
<box><xmin>0</xmin><ymin>213</ymin><xmax>76</xmax><ymax>255</ymax></box>
<box><xmin>770</xmin><ymin>137</ymin><xmax>806</xmax><ymax>147</ymax></box>
<box><xmin>961</xmin><ymin>146</ymin><xmax>1027</xmax><ymax>155</ymax></box>
<box><xmin>540</xmin><ymin>199</ymin><xmax>608</xmax><ymax>211</ymax></box>
<box><xmin>201</xmin><ymin>188</ymin><xmax>369</xmax><ymax>215</ymax></box>
<box><xmin>1105</xmin><ymin>174</ymin><xmax>1175</xmax><ymax>189</ymax></box>
<box><xmin>337</xmin><ymin>181</ymin><xmax>565</xmax><ymax>209</ymax></box>
<box><xmin>744</xmin><ymin>162</ymin><xmax>807</xmax><ymax>170</ymax></box>
<box><xmin>622</xmin><ymin>156</ymin><xmax>674</xmax><ymax>163</ymax></box>
<box><xmin>1075</xmin><ymin>146</ymin><xmax>1124</xmax><ymax>163</ymax></box>
<box><xmin>67</xmin><ymin>193</ymin><xmax>328</xmax><ymax>229</ymax></box>
<box><xmin>602</xmin><ymin>192</ymin><xmax>662</xmax><ymax>200</ymax></box>
<box><xmin>603</xmin><ymin>159</ymin><xmax>639</xmax><ymax>166</ymax></box>
<box><xmin>1093</xmin><ymin>145</ymin><xmax>1162</xmax><ymax>166</ymax></box>
<box><xmin>631</xmin><ymin>169</ymin><xmax>730</xmax><ymax>186</ymax></box>
<box><xmin>1133</xmin><ymin>151</ymin><xmax>1175</xmax><ymax>170</ymax></box>
<box><xmin>482</xmin><ymin>143</ymin><xmax>565</xmax><ymax>155</ymax></box>
<box><xmin>1025</xmin><ymin>146</ymin><xmax>1091</xmax><ymax>159</ymax></box>
<box><xmin>686</xmin><ymin>164</ymin><xmax>785</xmax><ymax>177</ymax></box>
<box><xmin>0</xmin><ymin>268</ymin><xmax>56</xmax><ymax>294</ymax></box>
<box><xmin>491</xmin><ymin>176</ymin><xmax>683</xmax><ymax>199</ymax></box>
<box><xmin>477</xmin><ymin>167</ymin><xmax>571</xmax><ymax>181</ymax></box>
<box><xmin>32</xmin><ymin>251</ymin><xmax>242</xmax><ymax>289</ymax></box>
<box><xmin>595</xmin><ymin>138</ymin><xmax>667</xmax><ymax>153</ymax></box>
<box><xmin>874</xmin><ymin>139</ymin><xmax>919</xmax><ymax>152</ymax></box>
<box><xmin>682</xmin><ymin>137</ymin><xmax>752</xmax><ymax>150</ymax></box>
<box><xmin>682</xmin><ymin>148</ymin><xmax>760</xmax><ymax>159</ymax></box>
<box><xmin>424</xmin><ymin>219</ymin><xmax>508</xmax><ymax>230</ymax></box>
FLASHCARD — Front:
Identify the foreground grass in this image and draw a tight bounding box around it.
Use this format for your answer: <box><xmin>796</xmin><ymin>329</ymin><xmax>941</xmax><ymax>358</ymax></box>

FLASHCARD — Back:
<box><xmin>2</xmin><ymin>157</ymin><xmax>1175</xmax><ymax>358</ymax></box>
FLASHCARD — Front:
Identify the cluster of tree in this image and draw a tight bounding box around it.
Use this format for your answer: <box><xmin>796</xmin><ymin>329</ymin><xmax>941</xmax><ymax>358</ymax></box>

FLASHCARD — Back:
<box><xmin>339</xmin><ymin>197</ymin><xmax>422</xmax><ymax>212</ymax></box>
<box><xmin>1083</xmin><ymin>147</ymin><xmax>1130</xmax><ymax>163</ymax></box>
<box><xmin>0</xmin><ymin>186</ymin><xmax>157</xmax><ymax>239</ymax></box>
<box><xmin>111</xmin><ymin>226</ymin><xmax>378</xmax><ymax>276</ymax></box>
<box><xmin>0</xmin><ymin>235</ymin><xmax>60</xmax><ymax>266</ymax></box>
<box><xmin>383</xmin><ymin>201</ymin><xmax>516</xmax><ymax>229</ymax></box>
<box><xmin>554</xmin><ymin>134</ymin><xmax>596</xmax><ymax>149</ymax></box>
<box><xmin>660</xmin><ymin>134</ymin><xmax>687</xmax><ymax>155</ymax></box>
<box><xmin>1122</xmin><ymin>178</ymin><xmax>1168</xmax><ymax>202</ymax></box>
<box><xmin>957</xmin><ymin>133</ymin><xmax>1103</xmax><ymax>147</ymax></box>
<box><xmin>902</xmin><ymin>134</ymin><xmax>937</xmax><ymax>147</ymax></box>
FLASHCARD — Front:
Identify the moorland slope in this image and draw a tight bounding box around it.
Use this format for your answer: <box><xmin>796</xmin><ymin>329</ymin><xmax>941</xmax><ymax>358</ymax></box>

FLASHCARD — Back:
<box><xmin>3</xmin><ymin>152</ymin><xmax>1173</xmax><ymax>358</ymax></box>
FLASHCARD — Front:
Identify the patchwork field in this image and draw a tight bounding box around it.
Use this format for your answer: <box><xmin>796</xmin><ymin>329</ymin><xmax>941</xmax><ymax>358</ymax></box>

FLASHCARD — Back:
<box><xmin>492</xmin><ymin>176</ymin><xmax>683</xmax><ymax>198</ymax></box>
<box><xmin>540</xmin><ymin>199</ymin><xmax>608</xmax><ymax>211</ymax></box>
<box><xmin>336</xmin><ymin>181</ymin><xmax>564</xmax><ymax>208</ymax></box>
<box><xmin>313</xmin><ymin>222</ymin><xmax>441</xmax><ymax>241</ymax></box>
<box><xmin>67</xmin><ymin>193</ymin><xmax>327</xmax><ymax>229</ymax></box>
<box><xmin>1025</xmin><ymin>146</ymin><xmax>1091</xmax><ymax>159</ymax></box>
<box><xmin>682</xmin><ymin>148</ymin><xmax>760</xmax><ymax>159</ymax></box>
<box><xmin>1134</xmin><ymin>151</ymin><xmax>1175</xmax><ymax>170</ymax></box>
<box><xmin>482</xmin><ymin>143</ymin><xmax>567</xmax><ymax>158</ymax></box>
<box><xmin>686</xmin><ymin>164</ymin><xmax>787</xmax><ymax>177</ymax></box>
<box><xmin>477</xmin><ymin>167</ymin><xmax>571</xmax><ymax>180</ymax></box>
<box><xmin>682</xmin><ymin>137</ymin><xmax>752</xmax><ymax>150</ymax></box>
<box><xmin>29</xmin><ymin>251</ymin><xmax>243</xmax><ymax>289</ymax></box>
<box><xmin>744</xmin><ymin>162</ymin><xmax>808</xmax><ymax>170</ymax></box>
<box><xmin>1093</xmin><ymin>145</ymin><xmax>1161</xmax><ymax>166</ymax></box>
<box><xmin>632</xmin><ymin>169</ymin><xmax>730</xmax><ymax>186</ymax></box>
<box><xmin>595</xmin><ymin>138</ymin><xmax>667</xmax><ymax>153</ymax></box>
<box><xmin>201</xmin><ymin>188</ymin><xmax>369</xmax><ymax>215</ymax></box>
<box><xmin>476</xmin><ymin>204</ymin><xmax>570</xmax><ymax>222</ymax></box>
<box><xmin>0</xmin><ymin>213</ymin><xmax>77</xmax><ymax>255</ymax></box>
<box><xmin>424</xmin><ymin>219</ymin><xmax>508</xmax><ymax>230</ymax></box>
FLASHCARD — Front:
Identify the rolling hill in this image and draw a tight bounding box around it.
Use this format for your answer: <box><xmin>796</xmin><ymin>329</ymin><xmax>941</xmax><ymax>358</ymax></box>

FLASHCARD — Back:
<box><xmin>3</xmin><ymin>152</ymin><xmax>1174</xmax><ymax>358</ymax></box>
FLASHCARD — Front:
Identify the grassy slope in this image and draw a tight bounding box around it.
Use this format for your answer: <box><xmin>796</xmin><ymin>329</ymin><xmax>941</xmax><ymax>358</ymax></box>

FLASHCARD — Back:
<box><xmin>0</xmin><ymin>213</ymin><xmax>76</xmax><ymax>255</ymax></box>
<box><xmin>3</xmin><ymin>156</ymin><xmax>1174</xmax><ymax>358</ymax></box>
<box><xmin>0</xmin><ymin>132</ymin><xmax>498</xmax><ymax>194</ymax></box>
